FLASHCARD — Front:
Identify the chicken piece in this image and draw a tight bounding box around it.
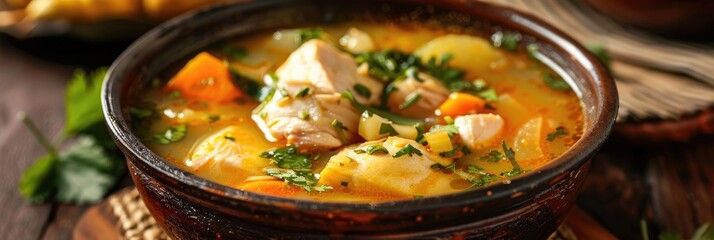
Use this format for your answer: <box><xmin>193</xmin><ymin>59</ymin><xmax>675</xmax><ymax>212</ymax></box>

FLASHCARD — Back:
<box><xmin>454</xmin><ymin>113</ymin><xmax>505</xmax><ymax>151</ymax></box>
<box><xmin>187</xmin><ymin>126</ymin><xmax>274</xmax><ymax>179</ymax></box>
<box><xmin>258</xmin><ymin>92</ymin><xmax>360</xmax><ymax>151</ymax></box>
<box><xmin>255</xmin><ymin>39</ymin><xmax>384</xmax><ymax>150</ymax></box>
<box><xmin>387</xmin><ymin>73</ymin><xmax>449</xmax><ymax>118</ymax></box>
<box><xmin>275</xmin><ymin>39</ymin><xmax>383</xmax><ymax>105</ymax></box>
<box><xmin>318</xmin><ymin>137</ymin><xmax>462</xmax><ymax>197</ymax></box>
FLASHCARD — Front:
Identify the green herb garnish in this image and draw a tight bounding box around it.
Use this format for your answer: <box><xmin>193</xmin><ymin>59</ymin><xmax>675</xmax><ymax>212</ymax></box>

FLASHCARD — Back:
<box><xmin>353</xmin><ymin>83</ymin><xmax>372</xmax><ymax>98</ymax></box>
<box><xmin>265</xmin><ymin>168</ymin><xmax>332</xmax><ymax>193</ymax></box>
<box><xmin>222</xmin><ymin>45</ymin><xmax>248</xmax><ymax>60</ymax></box>
<box><xmin>393</xmin><ymin>144</ymin><xmax>423</xmax><ymax>158</ymax></box>
<box><xmin>341</xmin><ymin>90</ymin><xmax>423</xmax><ymax>126</ymax></box>
<box><xmin>491</xmin><ymin>31</ymin><xmax>521</xmax><ymax>51</ymax></box>
<box><xmin>295</xmin><ymin>87</ymin><xmax>312</xmax><ymax>98</ymax></box>
<box><xmin>366</xmin><ymin>145</ymin><xmax>389</xmax><ymax>155</ymax></box>
<box><xmin>331</xmin><ymin>119</ymin><xmax>348</xmax><ymax>144</ymax></box>
<box><xmin>500</xmin><ymin>140</ymin><xmax>522</xmax><ymax>177</ymax></box>
<box><xmin>208</xmin><ymin>114</ymin><xmax>220</xmax><ymax>123</ymax></box>
<box><xmin>480</xmin><ymin>150</ymin><xmax>504</xmax><ymax>162</ymax></box>
<box><xmin>152</xmin><ymin>125</ymin><xmax>187</xmax><ymax>144</ymax></box>
<box><xmin>260</xmin><ymin>146</ymin><xmax>312</xmax><ymax>169</ymax></box>
<box><xmin>546</xmin><ymin>127</ymin><xmax>568</xmax><ymax>141</ymax></box>
<box><xmin>399</xmin><ymin>92</ymin><xmax>422</xmax><ymax>110</ymax></box>
<box><xmin>379</xmin><ymin>123</ymin><xmax>398</xmax><ymax>136</ymax></box>
<box><xmin>298</xmin><ymin>111</ymin><xmax>310</xmax><ymax>120</ymax></box>
<box><xmin>296</xmin><ymin>28</ymin><xmax>326</xmax><ymax>45</ymax></box>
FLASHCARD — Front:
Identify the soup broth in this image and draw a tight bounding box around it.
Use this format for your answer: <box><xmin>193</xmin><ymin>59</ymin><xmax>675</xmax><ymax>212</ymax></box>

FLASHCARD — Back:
<box><xmin>132</xmin><ymin>22</ymin><xmax>583</xmax><ymax>202</ymax></box>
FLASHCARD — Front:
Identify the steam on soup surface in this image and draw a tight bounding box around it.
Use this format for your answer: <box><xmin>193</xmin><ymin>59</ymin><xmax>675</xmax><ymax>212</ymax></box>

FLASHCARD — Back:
<box><xmin>131</xmin><ymin>22</ymin><xmax>584</xmax><ymax>202</ymax></box>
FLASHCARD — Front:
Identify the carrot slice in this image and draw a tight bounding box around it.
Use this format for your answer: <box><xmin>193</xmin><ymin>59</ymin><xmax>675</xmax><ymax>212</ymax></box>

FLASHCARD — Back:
<box><xmin>438</xmin><ymin>92</ymin><xmax>486</xmax><ymax>117</ymax></box>
<box><xmin>165</xmin><ymin>52</ymin><xmax>243</xmax><ymax>103</ymax></box>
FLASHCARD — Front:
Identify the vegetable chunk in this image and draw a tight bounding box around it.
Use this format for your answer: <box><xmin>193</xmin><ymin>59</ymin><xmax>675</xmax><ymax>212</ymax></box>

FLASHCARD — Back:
<box><xmin>318</xmin><ymin>137</ymin><xmax>461</xmax><ymax>197</ymax></box>
<box><xmin>415</xmin><ymin>34</ymin><xmax>506</xmax><ymax>76</ymax></box>
<box><xmin>187</xmin><ymin>126</ymin><xmax>272</xmax><ymax>176</ymax></box>
<box><xmin>165</xmin><ymin>52</ymin><xmax>243</xmax><ymax>103</ymax></box>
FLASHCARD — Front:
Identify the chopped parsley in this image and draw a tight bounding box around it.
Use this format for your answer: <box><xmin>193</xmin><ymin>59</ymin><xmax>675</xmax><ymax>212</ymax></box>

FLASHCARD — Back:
<box><xmin>129</xmin><ymin>107</ymin><xmax>153</xmax><ymax>119</ymax></box>
<box><xmin>226</xmin><ymin>64</ymin><xmax>269</xmax><ymax>101</ymax></box>
<box><xmin>527</xmin><ymin>43</ymin><xmax>539</xmax><ymax>59</ymax></box>
<box><xmin>296</xmin><ymin>28</ymin><xmax>326</xmax><ymax>45</ymax></box>
<box><xmin>224</xmin><ymin>135</ymin><xmax>235</xmax><ymax>141</ymax></box>
<box><xmin>399</xmin><ymin>92</ymin><xmax>422</xmax><ymax>110</ymax></box>
<box><xmin>298</xmin><ymin>111</ymin><xmax>310</xmax><ymax>120</ymax></box>
<box><xmin>295</xmin><ymin>87</ymin><xmax>311</xmax><ymax>98</ymax></box>
<box><xmin>480</xmin><ymin>150</ymin><xmax>504</xmax><ymax>162</ymax></box>
<box><xmin>393</xmin><ymin>144</ymin><xmax>423</xmax><ymax>158</ymax></box>
<box><xmin>259</xmin><ymin>146</ymin><xmax>312</xmax><ymax>169</ymax></box>
<box><xmin>544</xmin><ymin>73</ymin><xmax>571</xmax><ymax>91</ymax></box>
<box><xmin>152</xmin><ymin>125</ymin><xmax>187</xmax><ymax>144</ymax></box>
<box><xmin>331</xmin><ymin>119</ymin><xmax>348</xmax><ymax>144</ymax></box>
<box><xmin>379</xmin><ymin>123</ymin><xmax>398</xmax><ymax>136</ymax></box>
<box><xmin>222</xmin><ymin>45</ymin><xmax>248</xmax><ymax>60</ymax></box>
<box><xmin>546</xmin><ymin>127</ymin><xmax>568</xmax><ymax>141</ymax></box>
<box><xmin>500</xmin><ymin>140</ymin><xmax>523</xmax><ymax>177</ymax></box>
<box><xmin>353</xmin><ymin>83</ymin><xmax>372</xmax><ymax>98</ymax></box>
<box><xmin>208</xmin><ymin>114</ymin><xmax>220</xmax><ymax>123</ymax></box>
<box><xmin>265</xmin><ymin>168</ymin><xmax>332</xmax><ymax>192</ymax></box>
<box><xmin>431</xmin><ymin>162</ymin><xmax>456</xmax><ymax>171</ymax></box>
<box><xmin>365</xmin><ymin>145</ymin><xmax>389</xmax><ymax>155</ymax></box>
<box><xmin>466</xmin><ymin>164</ymin><xmax>498</xmax><ymax>187</ymax></box>
<box><xmin>491</xmin><ymin>31</ymin><xmax>521</xmax><ymax>51</ymax></box>
<box><xmin>340</xmin><ymin>181</ymin><xmax>349</xmax><ymax>187</ymax></box>
<box><xmin>476</xmin><ymin>88</ymin><xmax>499</xmax><ymax>102</ymax></box>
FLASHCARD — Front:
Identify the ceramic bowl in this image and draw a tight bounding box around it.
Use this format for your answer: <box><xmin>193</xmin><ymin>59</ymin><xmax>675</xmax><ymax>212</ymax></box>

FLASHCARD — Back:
<box><xmin>102</xmin><ymin>0</ymin><xmax>618</xmax><ymax>238</ymax></box>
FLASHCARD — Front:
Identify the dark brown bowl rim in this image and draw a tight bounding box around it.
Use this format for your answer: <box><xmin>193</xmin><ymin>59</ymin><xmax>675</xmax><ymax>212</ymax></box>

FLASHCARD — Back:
<box><xmin>102</xmin><ymin>0</ymin><xmax>618</xmax><ymax>213</ymax></box>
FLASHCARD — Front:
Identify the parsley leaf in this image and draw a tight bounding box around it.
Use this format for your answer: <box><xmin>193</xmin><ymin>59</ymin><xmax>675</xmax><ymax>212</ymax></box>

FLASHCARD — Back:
<box><xmin>152</xmin><ymin>125</ymin><xmax>187</xmax><ymax>144</ymax></box>
<box><xmin>353</xmin><ymin>83</ymin><xmax>372</xmax><ymax>98</ymax></box>
<box><xmin>501</xmin><ymin>140</ymin><xmax>522</xmax><ymax>177</ymax></box>
<box><xmin>393</xmin><ymin>144</ymin><xmax>423</xmax><ymax>158</ymax></box>
<box><xmin>379</xmin><ymin>123</ymin><xmax>398</xmax><ymax>136</ymax></box>
<box><xmin>65</xmin><ymin>68</ymin><xmax>107</xmax><ymax>136</ymax></box>
<box><xmin>331</xmin><ymin>119</ymin><xmax>348</xmax><ymax>144</ymax></box>
<box><xmin>341</xmin><ymin>90</ymin><xmax>424</xmax><ymax>126</ymax></box>
<box><xmin>491</xmin><ymin>32</ymin><xmax>521</xmax><ymax>51</ymax></box>
<box><xmin>222</xmin><ymin>45</ymin><xmax>248</xmax><ymax>61</ymax></box>
<box><xmin>480</xmin><ymin>150</ymin><xmax>504</xmax><ymax>162</ymax></box>
<box><xmin>296</xmin><ymin>28</ymin><xmax>326</xmax><ymax>45</ymax></box>
<box><xmin>399</xmin><ymin>92</ymin><xmax>421</xmax><ymax>110</ymax></box>
<box><xmin>546</xmin><ymin>126</ymin><xmax>568</xmax><ymax>141</ymax></box>
<box><xmin>366</xmin><ymin>145</ymin><xmax>389</xmax><ymax>155</ymax></box>
<box><xmin>260</xmin><ymin>146</ymin><xmax>312</xmax><ymax>169</ymax></box>
<box><xmin>265</xmin><ymin>168</ymin><xmax>332</xmax><ymax>192</ymax></box>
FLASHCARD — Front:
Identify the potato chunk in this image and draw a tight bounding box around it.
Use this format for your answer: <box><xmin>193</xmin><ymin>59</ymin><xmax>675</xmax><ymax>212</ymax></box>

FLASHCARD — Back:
<box><xmin>318</xmin><ymin>137</ymin><xmax>461</xmax><ymax>197</ymax></box>
<box><xmin>415</xmin><ymin>34</ymin><xmax>506</xmax><ymax>76</ymax></box>
<box><xmin>513</xmin><ymin>117</ymin><xmax>545</xmax><ymax>161</ymax></box>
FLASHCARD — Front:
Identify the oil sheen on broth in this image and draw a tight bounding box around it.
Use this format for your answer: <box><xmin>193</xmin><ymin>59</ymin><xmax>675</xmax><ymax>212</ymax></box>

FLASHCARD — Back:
<box><xmin>131</xmin><ymin>22</ymin><xmax>584</xmax><ymax>202</ymax></box>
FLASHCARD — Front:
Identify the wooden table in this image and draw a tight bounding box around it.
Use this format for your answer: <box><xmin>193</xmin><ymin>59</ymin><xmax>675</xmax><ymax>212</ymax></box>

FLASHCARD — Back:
<box><xmin>0</xmin><ymin>36</ymin><xmax>712</xmax><ymax>239</ymax></box>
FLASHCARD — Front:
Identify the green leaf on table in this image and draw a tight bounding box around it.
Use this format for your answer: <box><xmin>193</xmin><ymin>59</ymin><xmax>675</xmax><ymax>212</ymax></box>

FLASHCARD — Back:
<box><xmin>54</xmin><ymin>136</ymin><xmax>123</xmax><ymax>204</ymax></box>
<box><xmin>64</xmin><ymin>68</ymin><xmax>108</xmax><ymax>136</ymax></box>
<box><xmin>18</xmin><ymin>154</ymin><xmax>56</xmax><ymax>204</ymax></box>
<box><xmin>19</xmin><ymin>136</ymin><xmax>124</xmax><ymax>204</ymax></box>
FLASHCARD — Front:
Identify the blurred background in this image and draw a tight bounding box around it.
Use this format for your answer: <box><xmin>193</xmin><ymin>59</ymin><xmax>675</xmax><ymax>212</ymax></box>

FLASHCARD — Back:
<box><xmin>0</xmin><ymin>0</ymin><xmax>712</xmax><ymax>239</ymax></box>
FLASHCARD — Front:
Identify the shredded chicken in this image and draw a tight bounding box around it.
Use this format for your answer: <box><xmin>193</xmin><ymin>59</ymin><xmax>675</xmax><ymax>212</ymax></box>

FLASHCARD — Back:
<box><xmin>387</xmin><ymin>73</ymin><xmax>449</xmax><ymax>118</ymax></box>
<box><xmin>255</xmin><ymin>39</ymin><xmax>383</xmax><ymax>150</ymax></box>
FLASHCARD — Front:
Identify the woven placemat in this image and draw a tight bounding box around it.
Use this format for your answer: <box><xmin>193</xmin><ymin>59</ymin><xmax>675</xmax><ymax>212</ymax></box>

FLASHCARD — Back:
<box><xmin>73</xmin><ymin>187</ymin><xmax>617</xmax><ymax>240</ymax></box>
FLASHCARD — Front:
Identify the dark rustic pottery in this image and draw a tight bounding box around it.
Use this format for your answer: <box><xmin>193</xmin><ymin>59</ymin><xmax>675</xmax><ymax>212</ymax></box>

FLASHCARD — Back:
<box><xmin>102</xmin><ymin>0</ymin><xmax>618</xmax><ymax>238</ymax></box>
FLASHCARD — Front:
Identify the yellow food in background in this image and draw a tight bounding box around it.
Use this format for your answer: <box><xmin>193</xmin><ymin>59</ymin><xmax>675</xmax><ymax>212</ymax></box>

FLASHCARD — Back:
<box><xmin>11</xmin><ymin>0</ymin><xmax>235</xmax><ymax>23</ymax></box>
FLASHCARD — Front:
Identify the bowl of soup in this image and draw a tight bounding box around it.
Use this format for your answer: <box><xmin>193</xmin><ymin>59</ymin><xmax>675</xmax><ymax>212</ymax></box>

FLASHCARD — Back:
<box><xmin>102</xmin><ymin>0</ymin><xmax>617</xmax><ymax>238</ymax></box>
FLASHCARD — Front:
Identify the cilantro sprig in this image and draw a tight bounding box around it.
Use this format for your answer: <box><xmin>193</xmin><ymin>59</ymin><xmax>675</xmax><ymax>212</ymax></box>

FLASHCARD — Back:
<box><xmin>265</xmin><ymin>168</ymin><xmax>332</xmax><ymax>193</ymax></box>
<box><xmin>19</xmin><ymin>68</ymin><xmax>125</xmax><ymax>204</ymax></box>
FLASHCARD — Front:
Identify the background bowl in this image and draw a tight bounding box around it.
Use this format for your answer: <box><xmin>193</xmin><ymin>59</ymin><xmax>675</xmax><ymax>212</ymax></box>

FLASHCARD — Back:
<box><xmin>102</xmin><ymin>0</ymin><xmax>617</xmax><ymax>238</ymax></box>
